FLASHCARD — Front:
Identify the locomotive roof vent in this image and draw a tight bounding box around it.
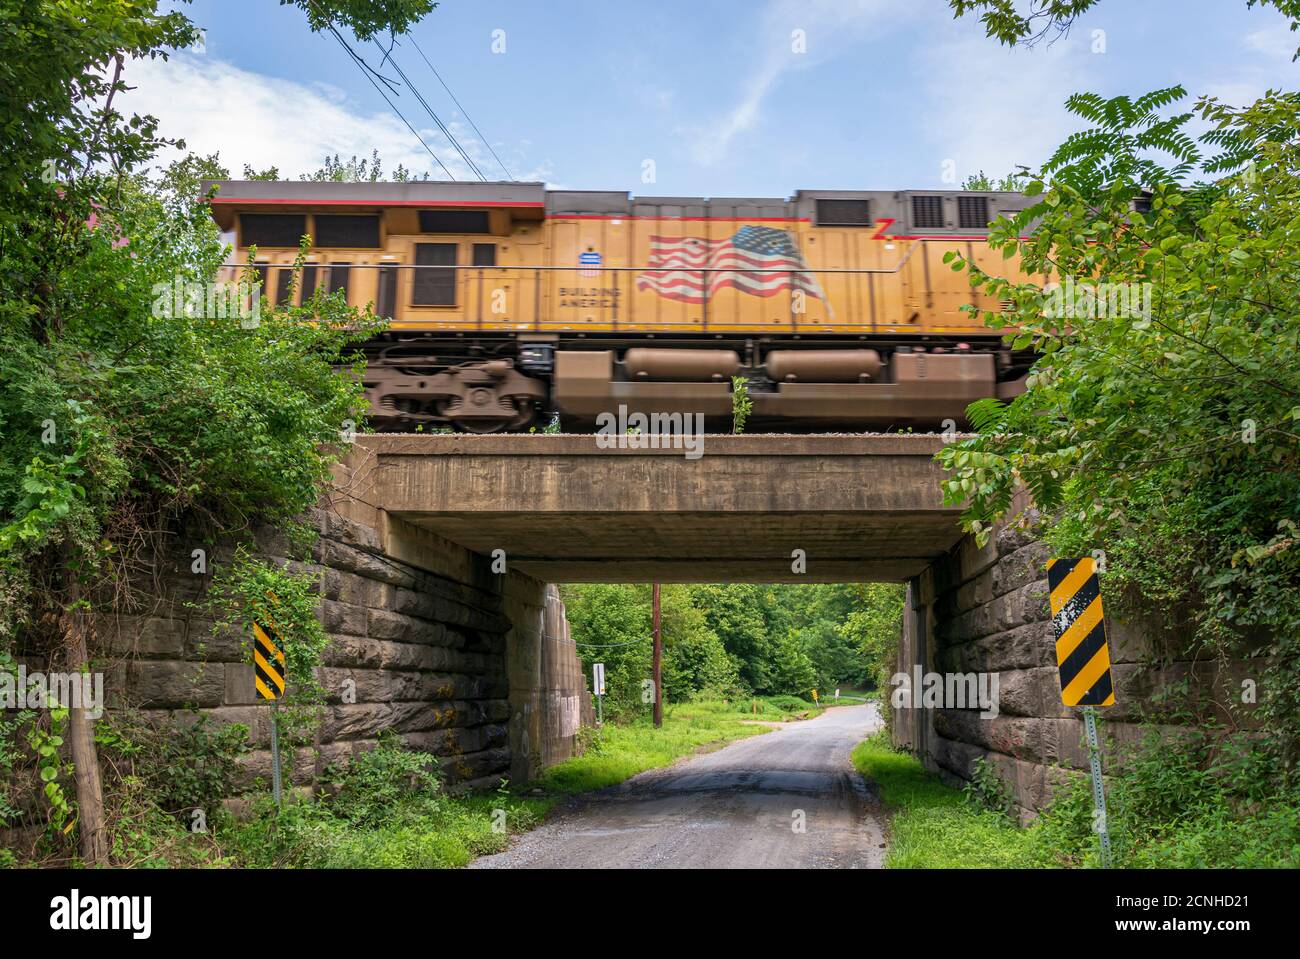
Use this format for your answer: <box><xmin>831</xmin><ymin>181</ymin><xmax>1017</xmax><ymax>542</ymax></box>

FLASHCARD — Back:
<box><xmin>815</xmin><ymin>198</ymin><xmax>872</xmax><ymax>226</ymax></box>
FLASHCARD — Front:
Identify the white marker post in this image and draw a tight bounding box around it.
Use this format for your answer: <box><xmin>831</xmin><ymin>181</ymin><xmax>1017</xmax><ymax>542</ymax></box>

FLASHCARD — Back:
<box><xmin>593</xmin><ymin>662</ymin><xmax>606</xmax><ymax>726</ymax></box>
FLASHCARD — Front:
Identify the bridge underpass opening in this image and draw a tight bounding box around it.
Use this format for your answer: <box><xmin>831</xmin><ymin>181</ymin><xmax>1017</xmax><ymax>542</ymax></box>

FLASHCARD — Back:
<box><xmin>321</xmin><ymin>431</ymin><xmax>1078</xmax><ymax>819</ymax></box>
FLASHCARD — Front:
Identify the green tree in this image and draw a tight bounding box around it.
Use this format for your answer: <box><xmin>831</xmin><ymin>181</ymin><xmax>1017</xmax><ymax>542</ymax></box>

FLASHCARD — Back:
<box><xmin>561</xmin><ymin>584</ymin><xmax>653</xmax><ymax>719</ymax></box>
<box><xmin>0</xmin><ymin>0</ymin><xmax>435</xmax><ymax>865</ymax></box>
<box><xmin>766</xmin><ymin>632</ymin><xmax>818</xmax><ymax>696</ymax></box>
<box><xmin>948</xmin><ymin>0</ymin><xmax>1299</xmax><ymax>55</ymax></box>
<box><xmin>303</xmin><ymin>150</ymin><xmax>431</xmax><ymax>182</ymax></box>
<box><xmin>839</xmin><ymin>584</ymin><xmax>906</xmax><ymax>691</ymax></box>
<box><xmin>937</xmin><ymin>87</ymin><xmax>1300</xmax><ymax>777</ymax></box>
<box><xmin>690</xmin><ymin>584</ymin><xmax>780</xmax><ymax>690</ymax></box>
<box><xmin>962</xmin><ymin>170</ymin><xmax>1029</xmax><ymax>192</ymax></box>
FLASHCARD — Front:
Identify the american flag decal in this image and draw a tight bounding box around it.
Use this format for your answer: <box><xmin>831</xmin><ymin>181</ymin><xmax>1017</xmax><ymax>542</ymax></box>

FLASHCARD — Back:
<box><xmin>636</xmin><ymin>226</ymin><xmax>824</xmax><ymax>304</ymax></box>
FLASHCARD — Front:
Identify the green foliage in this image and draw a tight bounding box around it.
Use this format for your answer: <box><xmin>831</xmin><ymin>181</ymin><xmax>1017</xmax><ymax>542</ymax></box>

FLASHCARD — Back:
<box><xmin>204</xmin><ymin>549</ymin><xmax>331</xmax><ymax>743</ymax></box>
<box><xmin>0</xmin><ymin>652</ymin><xmax>34</xmax><ymax>829</ymax></box>
<box><xmin>937</xmin><ymin>87</ymin><xmax>1300</xmax><ymax>778</ymax></box>
<box><xmin>856</xmin><ymin>723</ymin><xmax>1300</xmax><ymax>869</ymax></box>
<box><xmin>962</xmin><ymin>756</ymin><xmax>1014</xmax><ymax>818</ymax></box>
<box><xmin>97</xmin><ymin>710</ymin><xmax>250</xmax><ymax>818</ymax></box>
<box><xmin>664</xmin><ymin>628</ymin><xmax>742</xmax><ymax>698</ymax></box>
<box><xmin>325</xmin><ymin>732</ymin><xmax>441</xmax><ymax>828</ymax></box>
<box><xmin>287</xmin><ymin>0</ymin><xmax>439</xmax><ymax>41</ymax></box>
<box><xmin>948</xmin><ymin>0</ymin><xmax>1299</xmax><ymax>55</ymax></box>
<box><xmin>962</xmin><ymin>169</ymin><xmax>1029</xmax><ymax>192</ymax></box>
<box><xmin>218</xmin><ymin>736</ymin><xmax>546</xmax><ymax>869</ymax></box>
<box><xmin>730</xmin><ymin>376</ymin><xmax>753</xmax><ymax>434</ymax></box>
<box><xmin>852</xmin><ymin>733</ymin><xmax>1041</xmax><ymax>868</ymax></box>
<box><xmin>765</xmin><ymin>632</ymin><xmax>818</xmax><ymax>695</ymax></box>
<box><xmin>562</xmin><ymin>582</ymin><xmax>906</xmax><ymax>711</ymax></box>
<box><xmin>28</xmin><ymin>706</ymin><xmax>71</xmax><ymax>835</ymax></box>
<box><xmin>0</xmin><ymin>0</ymin><xmax>439</xmax><ymax>863</ymax></box>
<box><xmin>302</xmin><ymin>149</ymin><xmax>430</xmax><ymax>183</ymax></box>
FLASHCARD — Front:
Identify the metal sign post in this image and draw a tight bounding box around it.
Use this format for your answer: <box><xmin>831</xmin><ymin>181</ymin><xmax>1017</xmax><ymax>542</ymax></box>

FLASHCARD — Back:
<box><xmin>1083</xmin><ymin>705</ymin><xmax>1112</xmax><ymax>868</ymax></box>
<box><xmin>1047</xmin><ymin>556</ymin><xmax>1117</xmax><ymax>869</ymax></box>
<box><xmin>253</xmin><ymin>604</ymin><xmax>287</xmax><ymax>812</ymax></box>
<box><xmin>269</xmin><ymin>700</ymin><xmax>283</xmax><ymax>810</ymax></box>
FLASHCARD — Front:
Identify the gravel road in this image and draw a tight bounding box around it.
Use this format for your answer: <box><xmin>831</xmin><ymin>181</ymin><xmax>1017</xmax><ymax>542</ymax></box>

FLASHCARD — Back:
<box><xmin>470</xmin><ymin>702</ymin><xmax>887</xmax><ymax>869</ymax></box>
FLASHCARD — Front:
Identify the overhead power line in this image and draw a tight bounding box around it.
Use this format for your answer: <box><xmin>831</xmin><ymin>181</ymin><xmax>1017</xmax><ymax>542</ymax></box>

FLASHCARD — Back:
<box><xmin>406</xmin><ymin>35</ymin><xmax>516</xmax><ymax>181</ymax></box>
<box><xmin>371</xmin><ymin>39</ymin><xmax>488</xmax><ymax>181</ymax></box>
<box><xmin>305</xmin><ymin>0</ymin><xmax>455</xmax><ymax>180</ymax></box>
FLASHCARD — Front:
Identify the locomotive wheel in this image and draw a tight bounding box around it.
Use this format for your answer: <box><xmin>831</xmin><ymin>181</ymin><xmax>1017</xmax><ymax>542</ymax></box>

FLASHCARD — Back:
<box><xmin>451</xmin><ymin>418</ymin><xmax>509</xmax><ymax>434</ymax></box>
<box><xmin>441</xmin><ymin>400</ymin><xmax>537</xmax><ymax>434</ymax></box>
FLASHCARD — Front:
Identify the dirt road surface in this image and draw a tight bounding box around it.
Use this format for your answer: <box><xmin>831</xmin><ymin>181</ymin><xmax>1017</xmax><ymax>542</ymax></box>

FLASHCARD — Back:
<box><xmin>470</xmin><ymin>702</ymin><xmax>887</xmax><ymax>869</ymax></box>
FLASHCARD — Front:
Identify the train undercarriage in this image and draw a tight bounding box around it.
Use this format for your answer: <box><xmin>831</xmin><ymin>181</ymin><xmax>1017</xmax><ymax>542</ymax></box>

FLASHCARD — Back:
<box><xmin>359</xmin><ymin>332</ymin><xmax>1034</xmax><ymax>434</ymax></box>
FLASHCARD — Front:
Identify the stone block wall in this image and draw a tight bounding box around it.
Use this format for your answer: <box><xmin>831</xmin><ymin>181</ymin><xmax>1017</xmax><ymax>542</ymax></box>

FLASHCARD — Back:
<box><xmin>894</xmin><ymin>511</ymin><xmax>1243</xmax><ymax>821</ymax></box>
<box><xmin>88</xmin><ymin>507</ymin><xmax>593</xmax><ymax>792</ymax></box>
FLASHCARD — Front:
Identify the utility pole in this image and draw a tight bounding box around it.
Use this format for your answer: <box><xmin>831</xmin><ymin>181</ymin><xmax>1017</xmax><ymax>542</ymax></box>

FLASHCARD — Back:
<box><xmin>652</xmin><ymin>582</ymin><xmax>662</xmax><ymax>728</ymax></box>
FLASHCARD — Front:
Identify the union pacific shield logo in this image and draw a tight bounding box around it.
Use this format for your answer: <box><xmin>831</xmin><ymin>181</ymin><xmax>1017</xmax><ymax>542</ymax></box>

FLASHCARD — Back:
<box><xmin>1046</xmin><ymin>557</ymin><xmax>1115</xmax><ymax>707</ymax></box>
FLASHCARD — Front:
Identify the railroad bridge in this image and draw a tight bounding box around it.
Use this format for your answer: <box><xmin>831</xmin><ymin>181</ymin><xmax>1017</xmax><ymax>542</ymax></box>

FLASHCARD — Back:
<box><xmin>116</xmin><ymin>434</ymin><xmax>1186</xmax><ymax>818</ymax></box>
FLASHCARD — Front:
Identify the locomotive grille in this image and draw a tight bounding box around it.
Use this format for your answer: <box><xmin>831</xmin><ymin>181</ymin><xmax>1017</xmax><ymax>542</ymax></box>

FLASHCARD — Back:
<box><xmin>815</xmin><ymin>199</ymin><xmax>872</xmax><ymax>226</ymax></box>
<box><xmin>418</xmin><ymin>210</ymin><xmax>491</xmax><ymax>234</ymax></box>
<box><xmin>316</xmin><ymin>214</ymin><xmax>381</xmax><ymax>248</ymax></box>
<box><xmin>911</xmin><ymin>196</ymin><xmax>944</xmax><ymax>229</ymax></box>
<box><xmin>241</xmin><ymin>213</ymin><xmax>306</xmax><ymax>248</ymax></box>
<box><xmin>958</xmin><ymin>196</ymin><xmax>990</xmax><ymax>230</ymax></box>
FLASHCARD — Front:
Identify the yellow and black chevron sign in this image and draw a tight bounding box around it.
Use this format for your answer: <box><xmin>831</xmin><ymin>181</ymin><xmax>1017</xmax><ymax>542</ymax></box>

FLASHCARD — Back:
<box><xmin>252</xmin><ymin>619</ymin><xmax>286</xmax><ymax>701</ymax></box>
<box><xmin>1047</xmin><ymin>556</ymin><xmax>1115</xmax><ymax>707</ymax></box>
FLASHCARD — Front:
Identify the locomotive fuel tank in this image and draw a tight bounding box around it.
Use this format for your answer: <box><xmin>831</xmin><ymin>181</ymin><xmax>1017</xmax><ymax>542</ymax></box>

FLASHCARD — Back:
<box><xmin>623</xmin><ymin>348</ymin><xmax>741</xmax><ymax>381</ymax></box>
<box><xmin>764</xmin><ymin>349</ymin><xmax>883</xmax><ymax>382</ymax></box>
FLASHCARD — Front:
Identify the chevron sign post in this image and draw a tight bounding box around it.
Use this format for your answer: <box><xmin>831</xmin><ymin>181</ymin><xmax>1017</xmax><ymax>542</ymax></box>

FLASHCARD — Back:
<box><xmin>1047</xmin><ymin>556</ymin><xmax>1115</xmax><ymax>868</ymax></box>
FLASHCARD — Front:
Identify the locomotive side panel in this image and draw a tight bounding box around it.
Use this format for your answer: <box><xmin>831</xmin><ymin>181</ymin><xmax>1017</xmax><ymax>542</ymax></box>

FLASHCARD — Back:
<box><xmin>205</xmin><ymin>180</ymin><xmax>1037</xmax><ymax>432</ymax></box>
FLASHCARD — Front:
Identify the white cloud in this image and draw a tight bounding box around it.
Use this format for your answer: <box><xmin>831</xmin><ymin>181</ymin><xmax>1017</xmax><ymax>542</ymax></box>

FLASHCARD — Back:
<box><xmin>917</xmin><ymin>28</ymin><xmax>1091</xmax><ymax>184</ymax></box>
<box><xmin>117</xmin><ymin>51</ymin><xmax>548</xmax><ymax>182</ymax></box>
<box><xmin>1243</xmin><ymin>21</ymin><xmax>1298</xmax><ymax>61</ymax></box>
<box><xmin>686</xmin><ymin>0</ymin><xmax>914</xmax><ymax>166</ymax></box>
<box><xmin>1199</xmin><ymin>19</ymin><xmax>1299</xmax><ymax>106</ymax></box>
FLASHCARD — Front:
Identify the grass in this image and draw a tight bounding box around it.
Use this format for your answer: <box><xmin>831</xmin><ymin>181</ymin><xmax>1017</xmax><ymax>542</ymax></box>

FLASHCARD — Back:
<box><xmin>851</xmin><ymin>730</ymin><xmax>1300</xmax><ymax>869</ymax></box>
<box><xmin>541</xmin><ymin>695</ymin><xmax>822</xmax><ymax>794</ymax></box>
<box><xmin>851</xmin><ymin>731</ymin><xmax>1044</xmax><ymax>868</ymax></box>
<box><xmin>213</xmin><ymin>789</ymin><xmax>555</xmax><ymax>869</ymax></box>
<box><xmin>175</xmin><ymin>696</ymin><xmax>821</xmax><ymax>868</ymax></box>
<box><xmin>8</xmin><ymin>696</ymin><xmax>827</xmax><ymax>869</ymax></box>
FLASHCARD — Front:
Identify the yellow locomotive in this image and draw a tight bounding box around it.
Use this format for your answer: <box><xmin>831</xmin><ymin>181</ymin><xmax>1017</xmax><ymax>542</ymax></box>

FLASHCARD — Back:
<box><xmin>205</xmin><ymin>180</ymin><xmax>1034</xmax><ymax>432</ymax></box>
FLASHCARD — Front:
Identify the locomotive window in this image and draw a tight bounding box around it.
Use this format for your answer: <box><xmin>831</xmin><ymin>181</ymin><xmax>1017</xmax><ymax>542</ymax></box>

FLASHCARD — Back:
<box><xmin>376</xmin><ymin>267</ymin><xmax>398</xmax><ymax>319</ymax></box>
<box><xmin>315</xmin><ymin>214</ymin><xmax>381</xmax><ymax>248</ymax></box>
<box><xmin>328</xmin><ymin>263</ymin><xmax>350</xmax><ymax>299</ymax></box>
<box><xmin>472</xmin><ymin>243</ymin><xmax>497</xmax><ymax>267</ymax></box>
<box><xmin>911</xmin><ymin>196</ymin><xmax>945</xmax><ymax>229</ymax></box>
<box><xmin>251</xmin><ymin>263</ymin><xmax>269</xmax><ymax>299</ymax></box>
<box><xmin>300</xmin><ymin>265</ymin><xmax>318</xmax><ymax>301</ymax></box>
<box><xmin>413</xmin><ymin>243</ymin><xmax>457</xmax><ymax>305</ymax></box>
<box><xmin>958</xmin><ymin>196</ymin><xmax>990</xmax><ymax>230</ymax></box>
<box><xmin>274</xmin><ymin>268</ymin><xmax>294</xmax><ymax>306</ymax></box>
<box><xmin>240</xmin><ymin>214</ymin><xmax>306</xmax><ymax>248</ymax></box>
<box><xmin>815</xmin><ymin>199</ymin><xmax>872</xmax><ymax>226</ymax></box>
<box><xmin>418</xmin><ymin>210</ymin><xmax>491</xmax><ymax>234</ymax></box>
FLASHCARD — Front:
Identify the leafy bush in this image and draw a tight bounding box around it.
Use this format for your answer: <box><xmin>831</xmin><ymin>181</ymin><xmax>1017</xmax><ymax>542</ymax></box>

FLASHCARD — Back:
<box><xmin>936</xmin><ymin>87</ymin><xmax>1300</xmax><ymax>783</ymax></box>
<box><xmin>137</xmin><ymin>714</ymin><xmax>249</xmax><ymax>817</ymax></box>
<box><xmin>325</xmin><ymin>733</ymin><xmax>442</xmax><ymax>828</ymax></box>
<box><xmin>963</xmin><ymin>756</ymin><xmax>1014</xmax><ymax>819</ymax></box>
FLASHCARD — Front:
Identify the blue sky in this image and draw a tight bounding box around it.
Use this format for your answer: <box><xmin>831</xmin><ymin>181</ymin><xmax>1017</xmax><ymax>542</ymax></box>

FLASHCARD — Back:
<box><xmin>128</xmin><ymin>0</ymin><xmax>1295</xmax><ymax>196</ymax></box>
